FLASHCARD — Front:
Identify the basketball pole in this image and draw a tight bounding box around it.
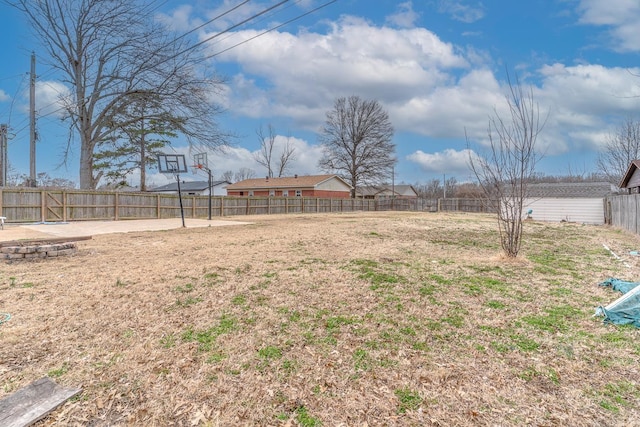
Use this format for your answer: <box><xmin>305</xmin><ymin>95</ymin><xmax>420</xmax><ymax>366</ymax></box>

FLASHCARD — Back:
<box><xmin>176</xmin><ymin>173</ymin><xmax>186</xmax><ymax>228</ymax></box>
<box><xmin>207</xmin><ymin>167</ymin><xmax>212</xmax><ymax>221</ymax></box>
<box><xmin>195</xmin><ymin>163</ymin><xmax>213</xmax><ymax>220</ymax></box>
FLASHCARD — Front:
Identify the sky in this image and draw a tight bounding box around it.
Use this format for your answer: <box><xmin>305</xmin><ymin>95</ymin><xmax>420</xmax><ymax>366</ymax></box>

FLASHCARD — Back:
<box><xmin>1</xmin><ymin>0</ymin><xmax>640</xmax><ymax>188</ymax></box>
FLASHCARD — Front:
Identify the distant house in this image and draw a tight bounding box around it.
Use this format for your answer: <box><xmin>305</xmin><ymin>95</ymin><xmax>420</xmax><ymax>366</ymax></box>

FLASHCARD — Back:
<box><xmin>226</xmin><ymin>174</ymin><xmax>352</xmax><ymax>198</ymax></box>
<box><xmin>619</xmin><ymin>160</ymin><xmax>640</xmax><ymax>194</ymax></box>
<box><xmin>523</xmin><ymin>182</ymin><xmax>618</xmax><ymax>225</ymax></box>
<box><xmin>357</xmin><ymin>184</ymin><xmax>418</xmax><ymax>199</ymax></box>
<box><xmin>148</xmin><ymin>180</ymin><xmax>230</xmax><ymax>196</ymax></box>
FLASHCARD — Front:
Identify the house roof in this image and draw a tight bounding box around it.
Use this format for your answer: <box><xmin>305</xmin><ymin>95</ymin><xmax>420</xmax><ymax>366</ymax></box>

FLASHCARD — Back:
<box><xmin>226</xmin><ymin>174</ymin><xmax>352</xmax><ymax>190</ymax></box>
<box><xmin>526</xmin><ymin>182</ymin><xmax>617</xmax><ymax>198</ymax></box>
<box><xmin>148</xmin><ymin>180</ymin><xmax>229</xmax><ymax>192</ymax></box>
<box><xmin>619</xmin><ymin>159</ymin><xmax>640</xmax><ymax>188</ymax></box>
<box><xmin>357</xmin><ymin>184</ymin><xmax>417</xmax><ymax>197</ymax></box>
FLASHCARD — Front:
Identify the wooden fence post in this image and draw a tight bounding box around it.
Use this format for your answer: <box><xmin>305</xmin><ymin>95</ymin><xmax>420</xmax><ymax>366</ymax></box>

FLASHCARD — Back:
<box><xmin>40</xmin><ymin>190</ymin><xmax>46</xmax><ymax>222</ymax></box>
<box><xmin>114</xmin><ymin>193</ymin><xmax>119</xmax><ymax>220</ymax></box>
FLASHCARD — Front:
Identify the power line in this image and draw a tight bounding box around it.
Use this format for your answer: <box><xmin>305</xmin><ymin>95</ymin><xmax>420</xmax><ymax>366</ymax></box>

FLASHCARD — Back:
<box><xmin>174</xmin><ymin>0</ymin><xmax>291</xmax><ymax>59</ymax></box>
<box><xmin>173</xmin><ymin>0</ymin><xmax>252</xmax><ymax>44</ymax></box>
<box><xmin>200</xmin><ymin>0</ymin><xmax>305</xmax><ymax>51</ymax></box>
<box><xmin>0</xmin><ymin>73</ymin><xmax>27</xmax><ymax>124</ymax></box>
<box><xmin>205</xmin><ymin>0</ymin><xmax>338</xmax><ymax>60</ymax></box>
<box><xmin>5</xmin><ymin>0</ymin><xmax>338</xmax><ymax>139</ymax></box>
<box><xmin>0</xmin><ymin>74</ymin><xmax>25</xmax><ymax>82</ymax></box>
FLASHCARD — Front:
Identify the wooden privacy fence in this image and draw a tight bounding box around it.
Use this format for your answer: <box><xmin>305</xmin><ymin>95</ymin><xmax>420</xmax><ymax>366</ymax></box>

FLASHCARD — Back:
<box><xmin>605</xmin><ymin>194</ymin><xmax>640</xmax><ymax>235</ymax></box>
<box><xmin>0</xmin><ymin>189</ymin><xmax>495</xmax><ymax>223</ymax></box>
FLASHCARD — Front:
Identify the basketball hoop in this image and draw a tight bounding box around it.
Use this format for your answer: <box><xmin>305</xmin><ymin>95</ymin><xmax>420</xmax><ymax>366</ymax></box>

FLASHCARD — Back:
<box><xmin>157</xmin><ymin>153</ymin><xmax>188</xmax><ymax>179</ymax></box>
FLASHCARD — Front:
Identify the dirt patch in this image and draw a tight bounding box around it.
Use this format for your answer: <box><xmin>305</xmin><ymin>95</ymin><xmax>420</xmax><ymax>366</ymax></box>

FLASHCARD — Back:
<box><xmin>1</xmin><ymin>211</ymin><xmax>639</xmax><ymax>425</ymax></box>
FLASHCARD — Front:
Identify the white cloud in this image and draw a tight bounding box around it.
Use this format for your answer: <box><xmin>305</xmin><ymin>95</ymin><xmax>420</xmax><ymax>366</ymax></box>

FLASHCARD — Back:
<box><xmin>577</xmin><ymin>0</ymin><xmax>640</xmax><ymax>52</ymax></box>
<box><xmin>389</xmin><ymin>68</ymin><xmax>503</xmax><ymax>139</ymax></box>
<box><xmin>208</xmin><ymin>15</ymin><xmax>469</xmax><ymax>125</ymax></box>
<box><xmin>0</xmin><ymin>89</ymin><xmax>9</xmax><ymax>102</ymax></box>
<box><xmin>407</xmin><ymin>148</ymin><xmax>474</xmax><ymax>174</ymax></box>
<box><xmin>438</xmin><ymin>1</ymin><xmax>485</xmax><ymax>24</ymax></box>
<box><xmin>534</xmin><ymin>63</ymin><xmax>640</xmax><ymax>153</ymax></box>
<box><xmin>189</xmin><ymin>9</ymin><xmax>640</xmax><ymax>181</ymax></box>
<box><xmin>34</xmin><ymin>81</ymin><xmax>72</xmax><ymax>119</ymax></box>
<box><xmin>386</xmin><ymin>2</ymin><xmax>420</xmax><ymax>29</ymax></box>
<box><xmin>156</xmin><ymin>4</ymin><xmax>196</xmax><ymax>32</ymax></box>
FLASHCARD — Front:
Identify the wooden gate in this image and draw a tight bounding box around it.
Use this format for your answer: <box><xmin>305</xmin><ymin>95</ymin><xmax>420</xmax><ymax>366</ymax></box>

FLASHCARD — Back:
<box><xmin>45</xmin><ymin>191</ymin><xmax>65</xmax><ymax>222</ymax></box>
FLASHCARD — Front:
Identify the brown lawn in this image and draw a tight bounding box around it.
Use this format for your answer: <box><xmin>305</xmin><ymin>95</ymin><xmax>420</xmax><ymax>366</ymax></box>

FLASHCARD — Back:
<box><xmin>1</xmin><ymin>211</ymin><xmax>640</xmax><ymax>426</ymax></box>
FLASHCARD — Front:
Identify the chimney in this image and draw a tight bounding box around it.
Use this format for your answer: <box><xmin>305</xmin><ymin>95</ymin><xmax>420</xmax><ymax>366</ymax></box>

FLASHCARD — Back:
<box><xmin>295</xmin><ymin>174</ymin><xmax>298</xmax><ymax>179</ymax></box>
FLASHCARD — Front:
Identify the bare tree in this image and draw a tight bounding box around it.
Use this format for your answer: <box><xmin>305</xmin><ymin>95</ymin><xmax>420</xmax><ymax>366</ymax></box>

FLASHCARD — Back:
<box><xmin>254</xmin><ymin>124</ymin><xmax>296</xmax><ymax>178</ymax></box>
<box><xmin>7</xmin><ymin>0</ymin><xmax>228</xmax><ymax>189</ymax></box>
<box><xmin>596</xmin><ymin>117</ymin><xmax>640</xmax><ymax>185</ymax></box>
<box><xmin>234</xmin><ymin>168</ymin><xmax>256</xmax><ymax>182</ymax></box>
<box><xmin>467</xmin><ymin>72</ymin><xmax>546</xmax><ymax>258</ymax></box>
<box><xmin>318</xmin><ymin>96</ymin><xmax>396</xmax><ymax>198</ymax></box>
<box><xmin>414</xmin><ymin>179</ymin><xmax>442</xmax><ymax>199</ymax></box>
<box><xmin>220</xmin><ymin>170</ymin><xmax>235</xmax><ymax>183</ymax></box>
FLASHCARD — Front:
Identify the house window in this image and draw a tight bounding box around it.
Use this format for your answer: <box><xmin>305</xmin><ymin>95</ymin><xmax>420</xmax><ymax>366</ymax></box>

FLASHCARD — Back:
<box><xmin>248</xmin><ymin>190</ymin><xmax>254</xmax><ymax>197</ymax></box>
<box><xmin>295</xmin><ymin>190</ymin><xmax>302</xmax><ymax>197</ymax></box>
<box><xmin>269</xmin><ymin>190</ymin><xmax>275</xmax><ymax>197</ymax></box>
<box><xmin>239</xmin><ymin>191</ymin><xmax>244</xmax><ymax>196</ymax></box>
<box><xmin>282</xmin><ymin>190</ymin><xmax>289</xmax><ymax>197</ymax></box>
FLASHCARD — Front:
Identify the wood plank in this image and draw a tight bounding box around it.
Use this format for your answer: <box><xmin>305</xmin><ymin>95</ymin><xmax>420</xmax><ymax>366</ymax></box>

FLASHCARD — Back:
<box><xmin>0</xmin><ymin>377</ymin><xmax>81</xmax><ymax>427</ymax></box>
<box><xmin>0</xmin><ymin>235</ymin><xmax>92</xmax><ymax>248</ymax></box>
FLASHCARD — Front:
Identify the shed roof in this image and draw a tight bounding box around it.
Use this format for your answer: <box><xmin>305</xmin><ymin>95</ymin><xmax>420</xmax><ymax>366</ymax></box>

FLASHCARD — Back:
<box><xmin>526</xmin><ymin>182</ymin><xmax>617</xmax><ymax>198</ymax></box>
<box><xmin>148</xmin><ymin>180</ymin><xmax>229</xmax><ymax>192</ymax></box>
<box><xmin>619</xmin><ymin>159</ymin><xmax>640</xmax><ymax>188</ymax></box>
<box><xmin>226</xmin><ymin>174</ymin><xmax>351</xmax><ymax>190</ymax></box>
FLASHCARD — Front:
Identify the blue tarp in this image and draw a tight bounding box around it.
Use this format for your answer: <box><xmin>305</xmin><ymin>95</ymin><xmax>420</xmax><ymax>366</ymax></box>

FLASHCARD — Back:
<box><xmin>596</xmin><ymin>278</ymin><xmax>640</xmax><ymax>328</ymax></box>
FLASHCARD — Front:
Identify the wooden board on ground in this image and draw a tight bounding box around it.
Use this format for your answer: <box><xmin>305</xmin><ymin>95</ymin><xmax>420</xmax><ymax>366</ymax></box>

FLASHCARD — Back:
<box><xmin>0</xmin><ymin>377</ymin><xmax>81</xmax><ymax>427</ymax></box>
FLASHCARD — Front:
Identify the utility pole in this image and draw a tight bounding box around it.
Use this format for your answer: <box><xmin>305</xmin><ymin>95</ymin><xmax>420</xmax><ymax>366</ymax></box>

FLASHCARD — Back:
<box><xmin>0</xmin><ymin>124</ymin><xmax>7</xmax><ymax>187</ymax></box>
<box><xmin>391</xmin><ymin>165</ymin><xmax>395</xmax><ymax>210</ymax></box>
<box><xmin>29</xmin><ymin>51</ymin><xmax>37</xmax><ymax>187</ymax></box>
<box><xmin>443</xmin><ymin>174</ymin><xmax>446</xmax><ymax>199</ymax></box>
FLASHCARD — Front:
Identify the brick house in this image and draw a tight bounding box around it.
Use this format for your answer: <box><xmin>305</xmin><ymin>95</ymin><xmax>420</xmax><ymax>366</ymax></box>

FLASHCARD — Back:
<box><xmin>226</xmin><ymin>174</ymin><xmax>352</xmax><ymax>198</ymax></box>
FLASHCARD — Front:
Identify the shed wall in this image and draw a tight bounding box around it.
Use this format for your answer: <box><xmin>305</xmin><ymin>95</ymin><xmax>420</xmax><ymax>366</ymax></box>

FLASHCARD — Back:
<box><xmin>523</xmin><ymin>197</ymin><xmax>605</xmax><ymax>224</ymax></box>
<box><xmin>627</xmin><ymin>169</ymin><xmax>640</xmax><ymax>190</ymax></box>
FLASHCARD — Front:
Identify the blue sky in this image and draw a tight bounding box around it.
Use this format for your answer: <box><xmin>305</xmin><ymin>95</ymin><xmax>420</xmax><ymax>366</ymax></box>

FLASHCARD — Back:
<box><xmin>1</xmin><ymin>0</ymin><xmax>640</xmax><ymax>187</ymax></box>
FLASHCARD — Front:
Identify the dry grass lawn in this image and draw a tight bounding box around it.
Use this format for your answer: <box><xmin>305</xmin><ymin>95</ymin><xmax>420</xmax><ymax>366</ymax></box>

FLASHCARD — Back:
<box><xmin>1</xmin><ymin>211</ymin><xmax>640</xmax><ymax>426</ymax></box>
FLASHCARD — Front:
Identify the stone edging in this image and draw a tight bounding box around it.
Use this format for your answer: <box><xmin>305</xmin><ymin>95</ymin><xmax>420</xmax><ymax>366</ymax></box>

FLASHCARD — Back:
<box><xmin>1</xmin><ymin>242</ymin><xmax>78</xmax><ymax>260</ymax></box>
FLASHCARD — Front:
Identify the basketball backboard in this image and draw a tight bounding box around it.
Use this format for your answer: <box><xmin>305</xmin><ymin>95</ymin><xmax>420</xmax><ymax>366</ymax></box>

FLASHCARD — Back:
<box><xmin>157</xmin><ymin>154</ymin><xmax>188</xmax><ymax>174</ymax></box>
<box><xmin>193</xmin><ymin>152</ymin><xmax>208</xmax><ymax>169</ymax></box>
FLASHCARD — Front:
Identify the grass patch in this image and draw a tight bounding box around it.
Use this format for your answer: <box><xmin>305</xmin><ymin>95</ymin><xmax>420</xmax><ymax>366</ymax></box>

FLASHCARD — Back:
<box><xmin>486</xmin><ymin>300</ymin><xmax>506</xmax><ymax>309</ymax></box>
<box><xmin>522</xmin><ymin>305</ymin><xmax>582</xmax><ymax>333</ymax></box>
<box><xmin>349</xmin><ymin>259</ymin><xmax>405</xmax><ymax>290</ymax></box>
<box><xmin>395</xmin><ymin>387</ymin><xmax>422</xmax><ymax>414</ymax></box>
<box><xmin>295</xmin><ymin>406</ymin><xmax>322</xmax><ymax>427</ymax></box>
<box><xmin>173</xmin><ymin>296</ymin><xmax>203</xmax><ymax>308</ymax></box>
<box><xmin>48</xmin><ymin>362</ymin><xmax>69</xmax><ymax>378</ymax></box>
<box><xmin>182</xmin><ymin>314</ymin><xmax>237</xmax><ymax>352</ymax></box>
<box><xmin>593</xmin><ymin>381</ymin><xmax>640</xmax><ymax>413</ymax></box>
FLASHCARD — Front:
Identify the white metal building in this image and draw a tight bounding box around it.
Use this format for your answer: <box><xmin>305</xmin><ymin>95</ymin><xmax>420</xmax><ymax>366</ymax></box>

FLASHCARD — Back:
<box><xmin>523</xmin><ymin>182</ymin><xmax>618</xmax><ymax>225</ymax></box>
